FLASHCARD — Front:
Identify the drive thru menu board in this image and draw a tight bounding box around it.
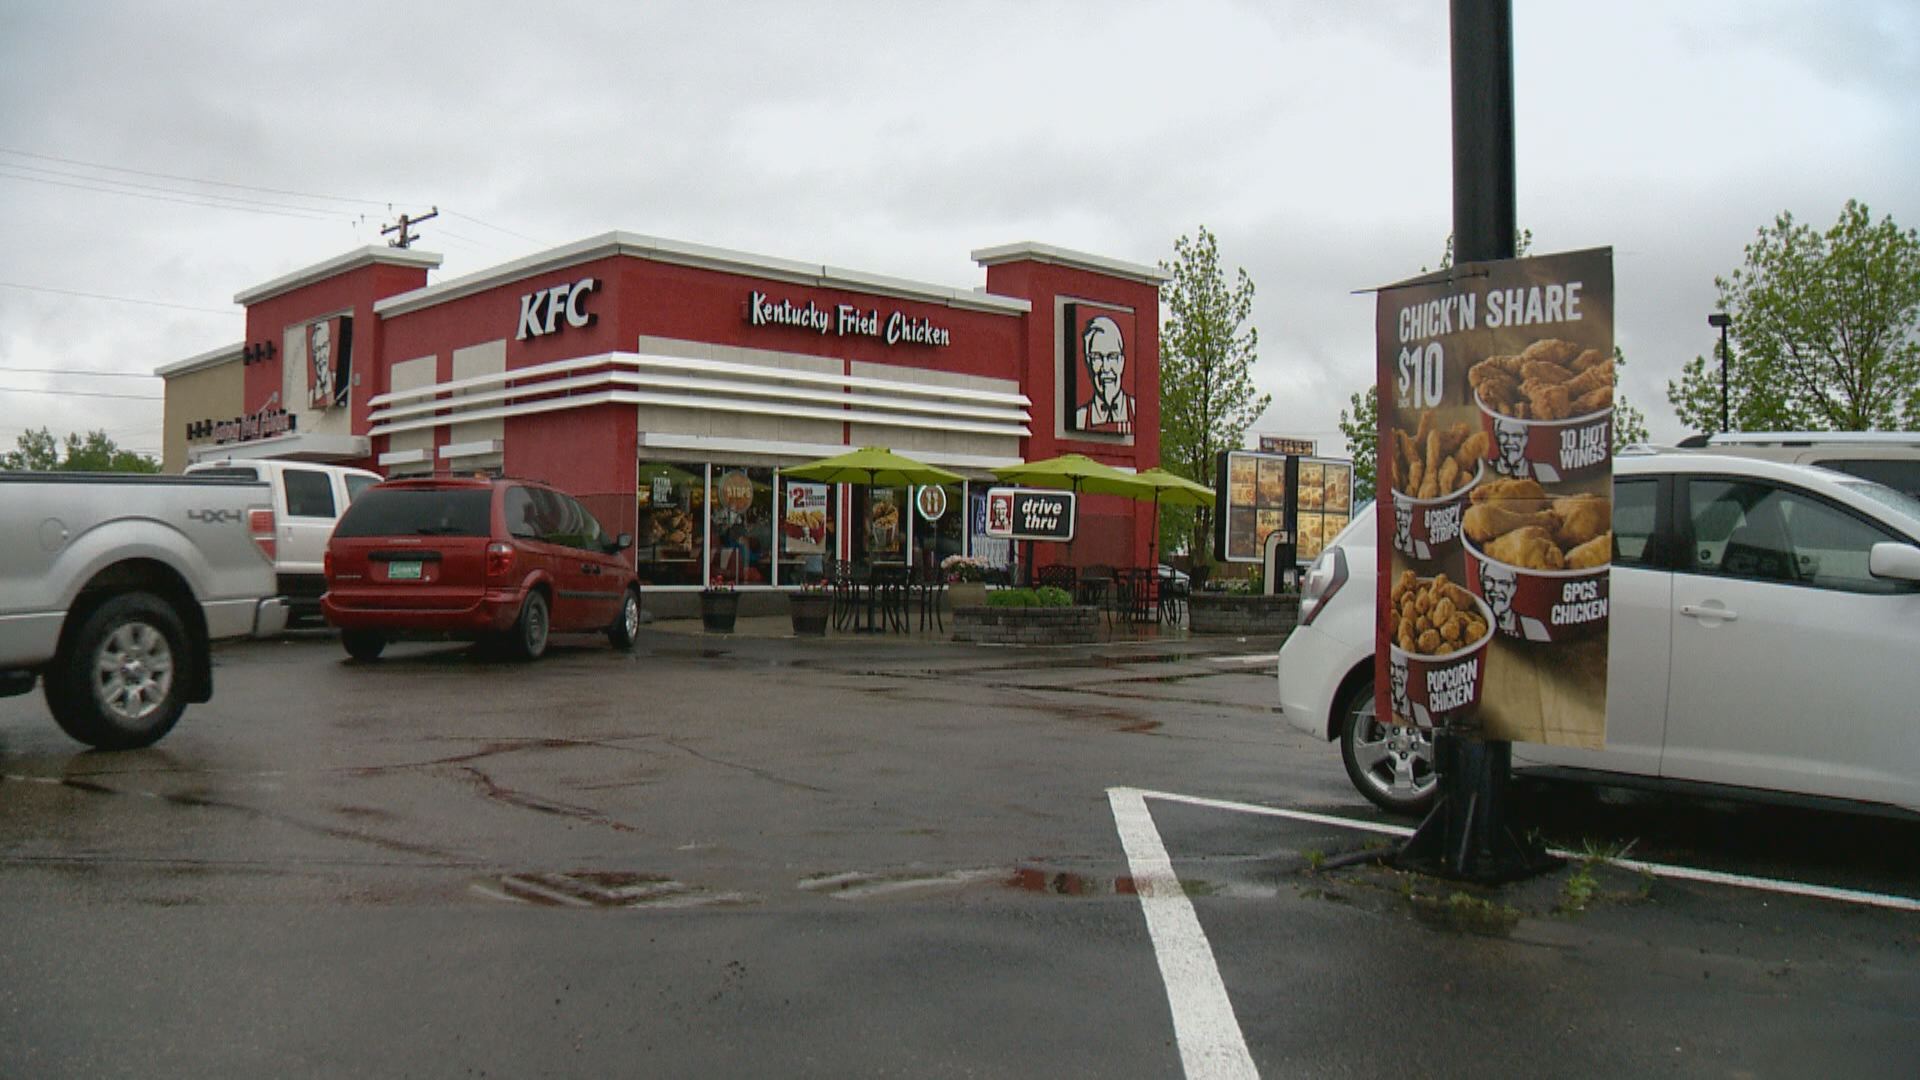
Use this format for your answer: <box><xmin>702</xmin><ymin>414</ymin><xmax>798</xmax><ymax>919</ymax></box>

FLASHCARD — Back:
<box><xmin>1217</xmin><ymin>451</ymin><xmax>1353</xmax><ymax>564</ymax></box>
<box><xmin>1373</xmin><ymin>248</ymin><xmax>1613</xmax><ymax>748</ymax></box>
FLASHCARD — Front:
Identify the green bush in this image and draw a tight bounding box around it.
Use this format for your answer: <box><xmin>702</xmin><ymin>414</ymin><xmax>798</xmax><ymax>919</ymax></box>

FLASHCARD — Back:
<box><xmin>986</xmin><ymin>588</ymin><xmax>1039</xmax><ymax>607</ymax></box>
<box><xmin>1034</xmin><ymin>586</ymin><xmax>1072</xmax><ymax>607</ymax></box>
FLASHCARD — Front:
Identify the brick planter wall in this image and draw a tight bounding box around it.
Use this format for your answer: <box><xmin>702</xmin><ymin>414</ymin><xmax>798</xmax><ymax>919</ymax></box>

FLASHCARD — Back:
<box><xmin>1186</xmin><ymin>593</ymin><xmax>1301</xmax><ymax>636</ymax></box>
<box><xmin>952</xmin><ymin>605</ymin><xmax>1100</xmax><ymax>645</ymax></box>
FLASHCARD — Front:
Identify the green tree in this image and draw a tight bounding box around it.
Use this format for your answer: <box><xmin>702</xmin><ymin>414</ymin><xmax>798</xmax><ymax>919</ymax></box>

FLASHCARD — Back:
<box><xmin>1336</xmin><ymin>388</ymin><xmax>1377</xmax><ymax>502</ymax></box>
<box><xmin>1159</xmin><ymin>226</ymin><xmax>1270</xmax><ymax>565</ymax></box>
<box><xmin>2</xmin><ymin>427</ymin><xmax>61</xmax><ymax>470</ymax></box>
<box><xmin>2</xmin><ymin>427</ymin><xmax>159</xmax><ymax>472</ymax></box>
<box><xmin>1668</xmin><ymin>200</ymin><xmax>1920</xmax><ymax>434</ymax></box>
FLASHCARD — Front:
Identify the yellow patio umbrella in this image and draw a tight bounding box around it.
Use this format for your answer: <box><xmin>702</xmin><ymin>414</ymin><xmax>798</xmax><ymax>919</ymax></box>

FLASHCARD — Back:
<box><xmin>1128</xmin><ymin>466</ymin><xmax>1216</xmax><ymax>567</ymax></box>
<box><xmin>990</xmin><ymin>453</ymin><xmax>1150</xmax><ymax>569</ymax></box>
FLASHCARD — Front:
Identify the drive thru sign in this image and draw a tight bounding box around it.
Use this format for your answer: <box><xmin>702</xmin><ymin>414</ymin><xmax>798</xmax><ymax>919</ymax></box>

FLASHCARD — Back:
<box><xmin>984</xmin><ymin>487</ymin><xmax>1076</xmax><ymax>542</ymax></box>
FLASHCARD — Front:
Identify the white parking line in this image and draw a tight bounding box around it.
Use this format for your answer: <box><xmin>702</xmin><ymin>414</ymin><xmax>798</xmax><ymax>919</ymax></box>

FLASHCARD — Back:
<box><xmin>1108</xmin><ymin>787</ymin><xmax>1259</xmax><ymax>1080</ymax></box>
<box><xmin>1127</xmin><ymin>787</ymin><xmax>1920</xmax><ymax>914</ymax></box>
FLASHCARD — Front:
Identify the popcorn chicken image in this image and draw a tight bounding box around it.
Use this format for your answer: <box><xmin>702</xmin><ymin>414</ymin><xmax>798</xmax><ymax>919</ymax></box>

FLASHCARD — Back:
<box><xmin>1388</xmin><ymin>572</ymin><xmax>1489</xmax><ymax>658</ymax></box>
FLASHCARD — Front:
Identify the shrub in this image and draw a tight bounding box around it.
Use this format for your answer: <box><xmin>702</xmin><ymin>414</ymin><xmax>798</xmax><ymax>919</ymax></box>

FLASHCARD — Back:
<box><xmin>986</xmin><ymin>588</ymin><xmax>1039</xmax><ymax>607</ymax></box>
<box><xmin>1034</xmin><ymin>586</ymin><xmax>1073</xmax><ymax>607</ymax></box>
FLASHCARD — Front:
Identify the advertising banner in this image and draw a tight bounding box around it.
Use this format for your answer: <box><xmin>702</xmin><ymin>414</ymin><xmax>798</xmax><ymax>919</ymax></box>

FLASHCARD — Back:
<box><xmin>984</xmin><ymin>487</ymin><xmax>1076</xmax><ymax>542</ymax></box>
<box><xmin>1374</xmin><ymin>248</ymin><xmax>1613</xmax><ymax>747</ymax></box>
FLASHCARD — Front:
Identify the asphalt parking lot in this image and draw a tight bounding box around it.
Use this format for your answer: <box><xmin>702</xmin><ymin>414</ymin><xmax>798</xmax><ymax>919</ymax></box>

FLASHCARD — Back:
<box><xmin>3</xmin><ymin>624</ymin><xmax>1916</xmax><ymax>1077</ymax></box>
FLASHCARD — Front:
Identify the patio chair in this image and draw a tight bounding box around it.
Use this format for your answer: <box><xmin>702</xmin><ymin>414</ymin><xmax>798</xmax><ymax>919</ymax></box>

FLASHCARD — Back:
<box><xmin>828</xmin><ymin>559</ymin><xmax>859</xmax><ymax>630</ymax></box>
<box><xmin>911</xmin><ymin>552</ymin><xmax>946</xmax><ymax>632</ymax></box>
<box><xmin>1034</xmin><ymin>564</ymin><xmax>1077</xmax><ymax>597</ymax></box>
<box><xmin>870</xmin><ymin>563</ymin><xmax>911</xmax><ymax>632</ymax></box>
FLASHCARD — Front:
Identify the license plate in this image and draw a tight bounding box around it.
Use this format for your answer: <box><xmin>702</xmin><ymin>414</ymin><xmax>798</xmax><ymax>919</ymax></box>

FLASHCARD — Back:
<box><xmin>387</xmin><ymin>561</ymin><xmax>423</xmax><ymax>581</ymax></box>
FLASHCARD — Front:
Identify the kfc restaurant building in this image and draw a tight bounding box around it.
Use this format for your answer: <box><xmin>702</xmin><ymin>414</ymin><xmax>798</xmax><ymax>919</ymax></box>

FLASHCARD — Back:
<box><xmin>159</xmin><ymin>232</ymin><xmax>1166</xmax><ymax>596</ymax></box>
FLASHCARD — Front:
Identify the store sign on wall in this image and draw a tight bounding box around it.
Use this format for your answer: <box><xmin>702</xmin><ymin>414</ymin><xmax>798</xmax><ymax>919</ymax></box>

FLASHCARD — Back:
<box><xmin>745</xmin><ymin>290</ymin><xmax>952</xmax><ymax>347</ymax></box>
<box><xmin>186</xmin><ymin>407</ymin><xmax>297</xmax><ymax>444</ymax></box>
<box><xmin>517</xmin><ymin>277</ymin><xmax>598</xmax><ymax>340</ymax></box>
<box><xmin>983</xmin><ymin>487</ymin><xmax>1075</xmax><ymax>542</ymax></box>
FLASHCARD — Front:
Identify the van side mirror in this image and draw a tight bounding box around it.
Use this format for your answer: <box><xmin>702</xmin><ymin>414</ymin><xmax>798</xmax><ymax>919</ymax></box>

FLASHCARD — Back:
<box><xmin>613</xmin><ymin>532</ymin><xmax>634</xmax><ymax>553</ymax></box>
<box><xmin>1868</xmin><ymin>542</ymin><xmax>1920</xmax><ymax>583</ymax></box>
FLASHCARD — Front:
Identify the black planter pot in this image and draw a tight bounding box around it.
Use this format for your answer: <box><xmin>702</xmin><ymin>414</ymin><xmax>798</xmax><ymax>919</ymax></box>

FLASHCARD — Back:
<box><xmin>700</xmin><ymin>590</ymin><xmax>740</xmax><ymax>633</ymax></box>
<box><xmin>788</xmin><ymin>593</ymin><xmax>831</xmax><ymax>636</ymax></box>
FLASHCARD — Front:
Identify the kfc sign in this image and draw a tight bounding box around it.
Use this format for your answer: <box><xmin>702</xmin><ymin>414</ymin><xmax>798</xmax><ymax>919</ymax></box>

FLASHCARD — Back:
<box><xmin>745</xmin><ymin>291</ymin><xmax>952</xmax><ymax>348</ymax></box>
<box><xmin>517</xmin><ymin>277</ymin><xmax>598</xmax><ymax>340</ymax></box>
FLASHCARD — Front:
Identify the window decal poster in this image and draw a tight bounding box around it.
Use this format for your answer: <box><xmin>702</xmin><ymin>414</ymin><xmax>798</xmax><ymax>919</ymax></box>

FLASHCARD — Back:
<box><xmin>307</xmin><ymin>315</ymin><xmax>352</xmax><ymax>411</ymax></box>
<box><xmin>1374</xmin><ymin>247</ymin><xmax>1613</xmax><ymax>748</ymax></box>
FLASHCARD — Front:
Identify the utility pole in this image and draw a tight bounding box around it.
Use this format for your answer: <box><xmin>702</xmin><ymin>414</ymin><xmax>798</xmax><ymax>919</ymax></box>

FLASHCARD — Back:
<box><xmin>1709</xmin><ymin>313</ymin><xmax>1732</xmax><ymax>432</ymax></box>
<box><xmin>382</xmin><ymin>206</ymin><xmax>439</xmax><ymax>249</ymax></box>
<box><xmin>1395</xmin><ymin>0</ymin><xmax>1554</xmax><ymax>885</ymax></box>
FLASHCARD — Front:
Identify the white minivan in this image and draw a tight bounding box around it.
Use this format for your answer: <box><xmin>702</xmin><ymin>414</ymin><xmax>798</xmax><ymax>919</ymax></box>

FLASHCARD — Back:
<box><xmin>184</xmin><ymin>458</ymin><xmax>382</xmax><ymax>623</ymax></box>
<box><xmin>1277</xmin><ymin>450</ymin><xmax>1920</xmax><ymax>818</ymax></box>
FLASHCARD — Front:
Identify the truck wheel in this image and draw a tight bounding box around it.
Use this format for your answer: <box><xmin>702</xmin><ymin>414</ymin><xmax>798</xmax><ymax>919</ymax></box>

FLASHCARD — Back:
<box><xmin>607</xmin><ymin>587</ymin><xmax>641</xmax><ymax>650</ymax></box>
<box><xmin>504</xmin><ymin>590</ymin><xmax>549</xmax><ymax>661</ymax></box>
<box><xmin>341</xmin><ymin>630</ymin><xmax>387</xmax><ymax>662</ymax></box>
<box><xmin>44</xmin><ymin>592</ymin><xmax>192</xmax><ymax>750</ymax></box>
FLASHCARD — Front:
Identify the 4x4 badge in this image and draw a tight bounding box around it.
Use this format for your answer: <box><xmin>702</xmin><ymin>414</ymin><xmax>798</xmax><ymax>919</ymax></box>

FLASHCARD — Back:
<box><xmin>187</xmin><ymin>508</ymin><xmax>243</xmax><ymax>525</ymax></box>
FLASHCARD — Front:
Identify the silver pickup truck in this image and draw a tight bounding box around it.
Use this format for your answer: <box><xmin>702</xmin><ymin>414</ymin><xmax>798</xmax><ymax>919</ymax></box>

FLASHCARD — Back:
<box><xmin>0</xmin><ymin>471</ymin><xmax>289</xmax><ymax>749</ymax></box>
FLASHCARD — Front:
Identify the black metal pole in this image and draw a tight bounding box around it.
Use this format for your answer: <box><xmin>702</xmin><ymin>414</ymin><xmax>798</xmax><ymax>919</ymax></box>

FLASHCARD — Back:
<box><xmin>1712</xmin><ymin>317</ymin><xmax>1732</xmax><ymax>433</ymax></box>
<box><xmin>1397</xmin><ymin>0</ymin><xmax>1554</xmax><ymax>884</ymax></box>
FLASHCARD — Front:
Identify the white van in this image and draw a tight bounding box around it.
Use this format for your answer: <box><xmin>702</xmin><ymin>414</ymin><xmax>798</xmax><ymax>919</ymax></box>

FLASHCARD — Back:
<box><xmin>183</xmin><ymin>458</ymin><xmax>383</xmax><ymax>623</ymax></box>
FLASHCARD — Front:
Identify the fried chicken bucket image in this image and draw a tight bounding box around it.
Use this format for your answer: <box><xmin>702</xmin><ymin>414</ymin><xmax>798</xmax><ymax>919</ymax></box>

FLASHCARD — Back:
<box><xmin>1461</xmin><ymin>477</ymin><xmax>1612</xmax><ymax>643</ymax></box>
<box><xmin>1469</xmin><ymin>338</ymin><xmax>1615</xmax><ymax>484</ymax></box>
<box><xmin>1387</xmin><ymin>412</ymin><xmax>1488</xmax><ymax>562</ymax></box>
<box><xmin>1386</xmin><ymin>572</ymin><xmax>1497</xmax><ymax>729</ymax></box>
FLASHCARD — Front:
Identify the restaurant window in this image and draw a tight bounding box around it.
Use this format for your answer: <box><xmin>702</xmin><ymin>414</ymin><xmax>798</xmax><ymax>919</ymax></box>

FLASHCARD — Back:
<box><xmin>855</xmin><ymin>486</ymin><xmax>907</xmax><ymax>566</ymax></box>
<box><xmin>910</xmin><ymin>484</ymin><xmax>964</xmax><ymax>571</ymax></box>
<box><xmin>711</xmin><ymin>466</ymin><xmax>775</xmax><ymax>586</ymax></box>
<box><xmin>636</xmin><ymin>460</ymin><xmax>705</xmax><ymax>587</ymax></box>
<box><xmin>778</xmin><ymin>473</ymin><xmax>838</xmax><ymax>586</ymax></box>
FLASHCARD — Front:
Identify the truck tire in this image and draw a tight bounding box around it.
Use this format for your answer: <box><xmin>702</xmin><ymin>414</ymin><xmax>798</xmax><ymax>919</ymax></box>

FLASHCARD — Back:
<box><xmin>43</xmin><ymin>591</ymin><xmax>192</xmax><ymax>750</ymax></box>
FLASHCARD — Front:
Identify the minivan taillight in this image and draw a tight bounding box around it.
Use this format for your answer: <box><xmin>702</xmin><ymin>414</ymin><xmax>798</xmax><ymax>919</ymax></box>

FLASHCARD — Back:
<box><xmin>323</xmin><ymin>549</ymin><xmax>334</xmax><ymax>581</ymax></box>
<box><xmin>248</xmin><ymin>508</ymin><xmax>276</xmax><ymax>562</ymax></box>
<box><xmin>485</xmin><ymin>542</ymin><xmax>515</xmax><ymax>580</ymax></box>
<box><xmin>1299</xmin><ymin>546</ymin><xmax>1348</xmax><ymax>628</ymax></box>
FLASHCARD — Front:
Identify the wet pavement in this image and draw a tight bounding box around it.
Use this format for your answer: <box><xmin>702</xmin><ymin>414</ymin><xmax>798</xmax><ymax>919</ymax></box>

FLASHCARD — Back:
<box><xmin>2</xmin><ymin>626</ymin><xmax>1916</xmax><ymax>1077</ymax></box>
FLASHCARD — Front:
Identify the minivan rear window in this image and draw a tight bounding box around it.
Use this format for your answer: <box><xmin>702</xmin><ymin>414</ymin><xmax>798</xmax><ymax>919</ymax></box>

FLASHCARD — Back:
<box><xmin>333</xmin><ymin>488</ymin><xmax>493</xmax><ymax>538</ymax></box>
<box><xmin>1822</xmin><ymin>459</ymin><xmax>1920</xmax><ymax>500</ymax></box>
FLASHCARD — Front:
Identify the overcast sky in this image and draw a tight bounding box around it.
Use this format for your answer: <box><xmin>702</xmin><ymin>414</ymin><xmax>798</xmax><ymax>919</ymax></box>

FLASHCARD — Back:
<box><xmin>2</xmin><ymin>0</ymin><xmax>1915</xmax><ymax>462</ymax></box>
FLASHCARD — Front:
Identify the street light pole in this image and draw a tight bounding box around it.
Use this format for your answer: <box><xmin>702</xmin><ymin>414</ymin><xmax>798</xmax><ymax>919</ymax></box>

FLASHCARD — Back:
<box><xmin>1708</xmin><ymin>313</ymin><xmax>1732</xmax><ymax>433</ymax></box>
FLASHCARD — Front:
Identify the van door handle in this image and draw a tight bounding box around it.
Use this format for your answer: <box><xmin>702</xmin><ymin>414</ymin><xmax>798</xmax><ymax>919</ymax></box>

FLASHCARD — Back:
<box><xmin>580</xmin><ymin>563</ymin><xmax>598</xmax><ymax>575</ymax></box>
<box><xmin>1679</xmin><ymin>603</ymin><xmax>1738</xmax><ymax>622</ymax></box>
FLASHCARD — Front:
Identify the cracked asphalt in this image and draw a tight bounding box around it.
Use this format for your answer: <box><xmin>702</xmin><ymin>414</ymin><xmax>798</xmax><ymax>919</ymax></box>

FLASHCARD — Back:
<box><xmin>2</xmin><ymin>627</ymin><xmax>1916</xmax><ymax>1077</ymax></box>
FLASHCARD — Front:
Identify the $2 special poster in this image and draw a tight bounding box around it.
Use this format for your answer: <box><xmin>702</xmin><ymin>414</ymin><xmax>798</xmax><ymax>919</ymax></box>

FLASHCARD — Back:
<box><xmin>1373</xmin><ymin>247</ymin><xmax>1613</xmax><ymax>748</ymax></box>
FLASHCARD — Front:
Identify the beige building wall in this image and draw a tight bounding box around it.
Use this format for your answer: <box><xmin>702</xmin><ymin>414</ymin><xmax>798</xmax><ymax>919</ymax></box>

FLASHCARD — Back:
<box><xmin>385</xmin><ymin>355</ymin><xmax>438</xmax><ymax>475</ymax></box>
<box><xmin>632</xmin><ymin>335</ymin><xmax>847</xmax><ymax>448</ymax></box>
<box><xmin>448</xmin><ymin>341</ymin><xmax>506</xmax><ymax>471</ymax></box>
<box><xmin>848</xmin><ymin>360</ymin><xmax>1023</xmax><ymax>468</ymax></box>
<box><xmin>162</xmin><ymin>360</ymin><xmax>244</xmax><ymax>473</ymax></box>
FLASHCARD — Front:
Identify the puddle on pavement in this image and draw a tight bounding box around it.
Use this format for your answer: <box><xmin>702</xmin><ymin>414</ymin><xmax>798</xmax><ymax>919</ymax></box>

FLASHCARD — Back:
<box><xmin>797</xmin><ymin>867</ymin><xmax>1005</xmax><ymax>900</ymax></box>
<box><xmin>478</xmin><ymin>871</ymin><xmax>756</xmax><ymax>909</ymax></box>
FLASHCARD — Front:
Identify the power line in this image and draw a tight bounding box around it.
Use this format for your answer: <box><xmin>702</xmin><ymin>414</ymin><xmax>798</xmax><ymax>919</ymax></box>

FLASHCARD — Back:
<box><xmin>0</xmin><ymin>160</ymin><xmax>355</xmax><ymax>219</ymax></box>
<box><xmin>0</xmin><ymin>146</ymin><xmax>398</xmax><ymax>208</ymax></box>
<box><xmin>0</xmin><ymin>169</ymin><xmax>348</xmax><ymax>224</ymax></box>
<box><xmin>445</xmin><ymin>209</ymin><xmax>545</xmax><ymax>245</ymax></box>
<box><xmin>0</xmin><ymin>282</ymin><xmax>238</xmax><ymax>316</ymax></box>
<box><xmin>0</xmin><ymin>385</ymin><xmax>162</xmax><ymax>401</ymax></box>
<box><xmin>0</xmin><ymin>366</ymin><xmax>160</xmax><ymax>378</ymax></box>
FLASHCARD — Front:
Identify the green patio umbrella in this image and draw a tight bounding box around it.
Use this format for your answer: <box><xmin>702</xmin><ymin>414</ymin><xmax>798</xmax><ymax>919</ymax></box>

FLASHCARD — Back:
<box><xmin>783</xmin><ymin>446</ymin><xmax>965</xmax><ymax>488</ymax></box>
<box><xmin>784</xmin><ymin>447</ymin><xmax>965</xmax><ymax>573</ymax></box>
<box><xmin>1128</xmin><ymin>466</ymin><xmax>1216</xmax><ymax>568</ymax></box>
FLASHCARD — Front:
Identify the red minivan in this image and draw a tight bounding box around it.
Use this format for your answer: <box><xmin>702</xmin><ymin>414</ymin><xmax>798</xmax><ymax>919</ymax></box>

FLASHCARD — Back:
<box><xmin>322</xmin><ymin>477</ymin><xmax>642</xmax><ymax>661</ymax></box>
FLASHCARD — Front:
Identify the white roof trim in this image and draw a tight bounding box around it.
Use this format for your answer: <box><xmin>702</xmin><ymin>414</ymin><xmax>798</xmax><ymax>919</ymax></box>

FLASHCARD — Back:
<box><xmin>439</xmin><ymin>439</ymin><xmax>505</xmax><ymax>459</ymax></box>
<box><xmin>637</xmin><ymin>431</ymin><xmax>1019</xmax><ymax>474</ymax></box>
<box><xmin>156</xmin><ymin>342</ymin><xmax>243</xmax><ymax>378</ymax></box>
<box><xmin>970</xmin><ymin>241</ymin><xmax>1169</xmax><ymax>286</ymax></box>
<box><xmin>372</xmin><ymin>231</ymin><xmax>1032</xmax><ymax>318</ymax></box>
<box><xmin>235</xmin><ymin>246</ymin><xmax>443</xmax><ymax>306</ymax></box>
<box><xmin>369</xmin><ymin>387</ymin><xmax>1029</xmax><ymax>440</ymax></box>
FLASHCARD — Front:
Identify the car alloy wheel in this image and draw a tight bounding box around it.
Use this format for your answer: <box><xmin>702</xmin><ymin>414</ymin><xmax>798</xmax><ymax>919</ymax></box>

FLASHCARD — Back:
<box><xmin>608</xmin><ymin>588</ymin><xmax>641</xmax><ymax>650</ymax></box>
<box><xmin>1340</xmin><ymin>678</ymin><xmax>1437</xmax><ymax>815</ymax></box>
